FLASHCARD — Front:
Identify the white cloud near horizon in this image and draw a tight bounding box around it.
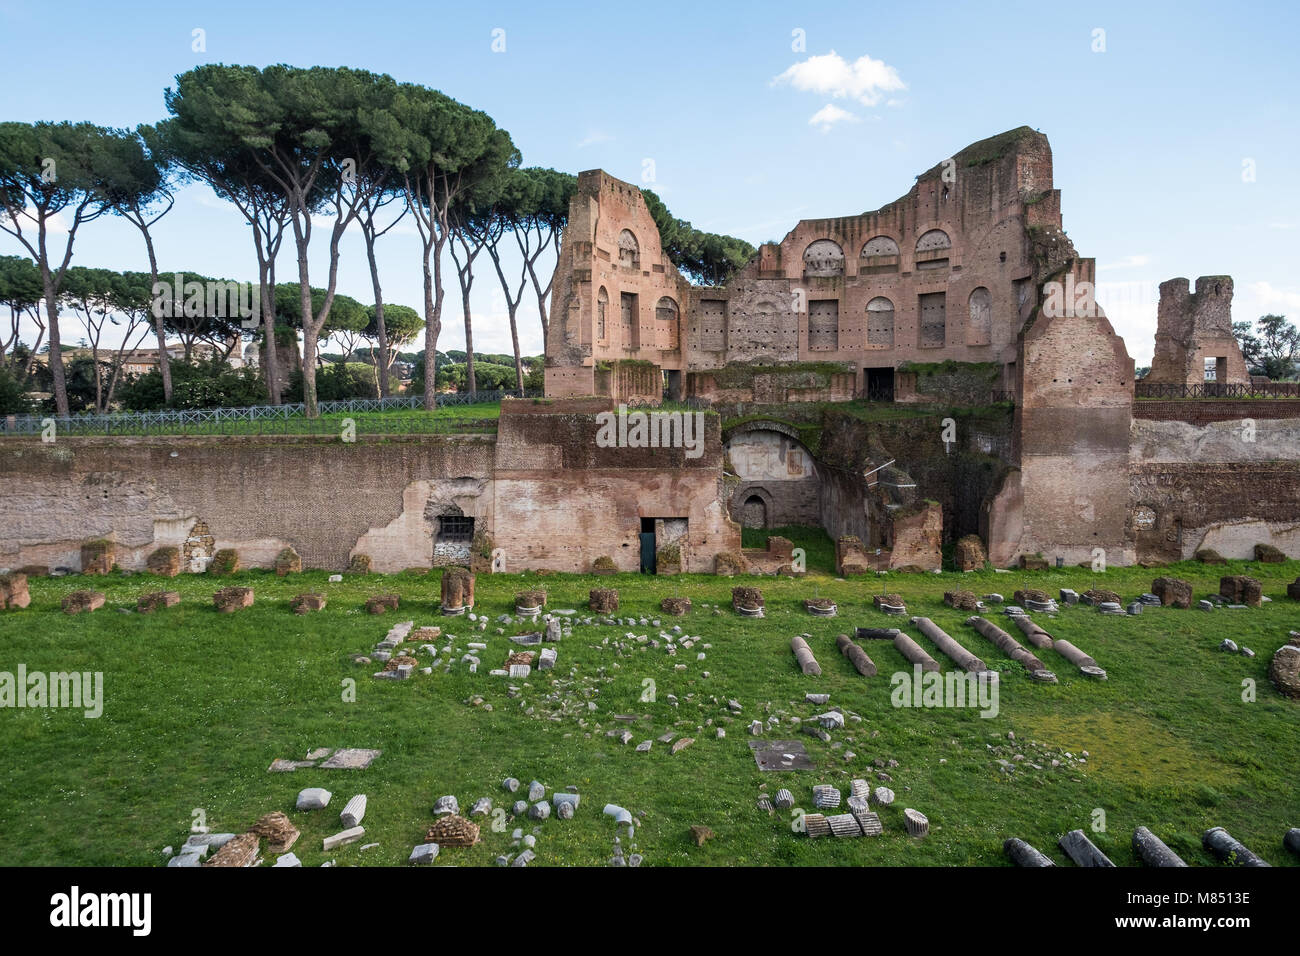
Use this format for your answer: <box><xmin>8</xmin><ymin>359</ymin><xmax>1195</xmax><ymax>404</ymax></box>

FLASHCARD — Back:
<box><xmin>808</xmin><ymin>103</ymin><xmax>859</xmax><ymax>133</ymax></box>
<box><xmin>772</xmin><ymin>50</ymin><xmax>906</xmax><ymax>106</ymax></box>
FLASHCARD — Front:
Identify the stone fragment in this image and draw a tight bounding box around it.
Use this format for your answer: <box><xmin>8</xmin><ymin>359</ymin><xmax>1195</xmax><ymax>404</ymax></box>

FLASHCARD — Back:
<box><xmin>872</xmin><ymin>786</ymin><xmax>895</xmax><ymax>806</ymax></box>
<box><xmin>323</xmin><ymin>826</ymin><xmax>365</xmax><ymax>851</ymax></box>
<box><xmin>272</xmin><ymin>852</ymin><xmax>302</xmax><ymax>867</ymax></box>
<box><xmin>470</xmin><ymin>797</ymin><xmax>493</xmax><ymax>817</ymax></box>
<box><xmin>690</xmin><ymin>824</ymin><xmax>715</xmax><ymax>847</ymax></box>
<box><xmin>296</xmin><ymin>788</ymin><xmax>331</xmax><ymax>811</ymax></box>
<box><xmin>409</xmin><ymin>843</ymin><xmax>440</xmax><ymax>865</ymax></box>
<box><xmin>903</xmin><ymin>809</ymin><xmax>929</xmax><ymax>837</ymax></box>
<box><xmin>529</xmin><ymin>801</ymin><xmax>551</xmax><ymax>820</ymax></box>
<box><xmin>1269</xmin><ymin>645</ymin><xmax>1300</xmax><ymax>699</ymax></box>
<box><xmin>812</xmin><ymin>785</ymin><xmax>841</xmax><ymax>810</ymax></box>
<box><xmin>340</xmin><ymin>794</ymin><xmax>367</xmax><ymax>828</ymax></box>
<box><xmin>827</xmin><ymin>813</ymin><xmax>863</xmax><ymax>838</ymax></box>
<box><xmin>433</xmin><ymin>795</ymin><xmax>459</xmax><ymax>815</ymax></box>
<box><xmin>803</xmin><ymin>813</ymin><xmax>831</xmax><ymax>839</ymax></box>
<box><xmin>503</xmin><ymin>777</ymin><xmax>519</xmax><ymax>792</ymax></box>
<box><xmin>1152</xmin><ymin>577</ymin><xmax>1193</xmax><ymax>609</ymax></box>
<box><xmin>671</xmin><ymin>737</ymin><xmax>695</xmax><ymax>754</ymax></box>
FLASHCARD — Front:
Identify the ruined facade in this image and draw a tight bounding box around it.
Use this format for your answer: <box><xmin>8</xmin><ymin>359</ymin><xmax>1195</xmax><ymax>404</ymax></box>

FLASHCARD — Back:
<box><xmin>1146</xmin><ymin>276</ymin><xmax>1250</xmax><ymax>388</ymax></box>
<box><xmin>2</xmin><ymin>129</ymin><xmax>1297</xmax><ymax>574</ymax></box>
<box><xmin>546</xmin><ymin>128</ymin><xmax>1063</xmax><ymax>404</ymax></box>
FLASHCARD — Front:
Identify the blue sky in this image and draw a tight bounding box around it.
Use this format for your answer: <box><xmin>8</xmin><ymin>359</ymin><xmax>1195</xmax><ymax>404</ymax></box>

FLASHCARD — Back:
<box><xmin>2</xmin><ymin>0</ymin><xmax>1297</xmax><ymax>364</ymax></box>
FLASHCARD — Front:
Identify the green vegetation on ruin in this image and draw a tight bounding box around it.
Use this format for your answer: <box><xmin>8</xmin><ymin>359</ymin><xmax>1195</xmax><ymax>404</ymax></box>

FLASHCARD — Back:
<box><xmin>1</xmin><ymin>557</ymin><xmax>1296</xmax><ymax>867</ymax></box>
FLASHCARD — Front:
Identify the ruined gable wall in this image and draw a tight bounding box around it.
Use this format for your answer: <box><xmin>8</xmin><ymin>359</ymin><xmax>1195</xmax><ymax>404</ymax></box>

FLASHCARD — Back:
<box><xmin>1014</xmin><ymin>256</ymin><xmax>1137</xmax><ymax>566</ymax></box>
<box><xmin>544</xmin><ymin>171</ymin><xmax>691</xmax><ymax>399</ymax></box>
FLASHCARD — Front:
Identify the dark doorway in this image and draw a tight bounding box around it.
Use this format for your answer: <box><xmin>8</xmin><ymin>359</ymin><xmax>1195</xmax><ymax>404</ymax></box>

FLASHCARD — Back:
<box><xmin>742</xmin><ymin>495</ymin><xmax>767</xmax><ymax>529</ymax></box>
<box><xmin>663</xmin><ymin>369</ymin><xmax>683</xmax><ymax>401</ymax></box>
<box><xmin>639</xmin><ymin>517</ymin><xmax>656</xmax><ymax>574</ymax></box>
<box><xmin>865</xmin><ymin>367</ymin><xmax>895</xmax><ymax>402</ymax></box>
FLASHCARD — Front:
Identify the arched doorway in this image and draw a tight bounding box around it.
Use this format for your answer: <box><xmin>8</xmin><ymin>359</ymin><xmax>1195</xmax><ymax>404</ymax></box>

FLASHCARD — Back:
<box><xmin>742</xmin><ymin>495</ymin><xmax>768</xmax><ymax>529</ymax></box>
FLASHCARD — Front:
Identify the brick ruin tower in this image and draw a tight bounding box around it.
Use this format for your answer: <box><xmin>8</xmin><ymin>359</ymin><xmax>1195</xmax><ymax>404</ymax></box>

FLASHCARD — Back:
<box><xmin>1145</xmin><ymin>276</ymin><xmax>1250</xmax><ymax>388</ymax></box>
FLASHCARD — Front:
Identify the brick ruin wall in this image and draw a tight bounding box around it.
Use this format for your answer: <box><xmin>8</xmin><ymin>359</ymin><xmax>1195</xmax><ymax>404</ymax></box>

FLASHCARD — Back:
<box><xmin>1146</xmin><ymin>276</ymin><xmax>1250</xmax><ymax>388</ymax></box>
<box><xmin>547</xmin><ymin>128</ymin><xmax>1059</xmax><ymax>403</ymax></box>
<box><xmin>1128</xmin><ymin>417</ymin><xmax>1300</xmax><ymax>561</ymax></box>
<box><xmin>0</xmin><ymin>411</ymin><xmax>740</xmax><ymax>574</ymax></box>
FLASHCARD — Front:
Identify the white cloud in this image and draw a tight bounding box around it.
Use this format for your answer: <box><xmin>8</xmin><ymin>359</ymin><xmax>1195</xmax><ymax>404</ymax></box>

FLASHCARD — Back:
<box><xmin>772</xmin><ymin>50</ymin><xmax>906</xmax><ymax>106</ymax></box>
<box><xmin>1245</xmin><ymin>280</ymin><xmax>1300</xmax><ymax>314</ymax></box>
<box><xmin>577</xmin><ymin>130</ymin><xmax>613</xmax><ymax>148</ymax></box>
<box><xmin>808</xmin><ymin>104</ymin><xmax>859</xmax><ymax>133</ymax></box>
<box><xmin>1097</xmin><ymin>254</ymin><xmax>1151</xmax><ymax>271</ymax></box>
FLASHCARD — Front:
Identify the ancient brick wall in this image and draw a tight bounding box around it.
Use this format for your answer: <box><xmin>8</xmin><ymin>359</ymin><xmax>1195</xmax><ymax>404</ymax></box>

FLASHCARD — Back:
<box><xmin>547</xmin><ymin>128</ymin><xmax>1058</xmax><ymax>400</ymax></box>
<box><xmin>0</xmin><ymin>436</ymin><xmax>496</xmax><ymax>573</ymax></box>
<box><xmin>723</xmin><ymin>427</ymin><xmax>821</xmax><ymax>528</ymax></box>
<box><xmin>0</xmin><ymin>405</ymin><xmax>742</xmax><ymax>575</ymax></box>
<box><xmin>1133</xmin><ymin>400</ymin><xmax>1300</xmax><ymax>423</ymax></box>
<box><xmin>1014</xmin><ymin>256</ymin><xmax>1137</xmax><ymax>567</ymax></box>
<box><xmin>544</xmin><ymin>170</ymin><xmax>691</xmax><ymax>398</ymax></box>
<box><xmin>1146</xmin><ymin>277</ymin><xmax>1250</xmax><ymax>387</ymax></box>
<box><xmin>492</xmin><ymin>406</ymin><xmax>739</xmax><ymax>572</ymax></box>
<box><xmin>1129</xmin><ymin>417</ymin><xmax>1300</xmax><ymax>561</ymax></box>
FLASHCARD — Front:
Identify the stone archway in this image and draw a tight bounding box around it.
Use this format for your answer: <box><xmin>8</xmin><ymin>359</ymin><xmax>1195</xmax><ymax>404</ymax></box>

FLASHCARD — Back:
<box><xmin>742</xmin><ymin>494</ymin><xmax>768</xmax><ymax>529</ymax></box>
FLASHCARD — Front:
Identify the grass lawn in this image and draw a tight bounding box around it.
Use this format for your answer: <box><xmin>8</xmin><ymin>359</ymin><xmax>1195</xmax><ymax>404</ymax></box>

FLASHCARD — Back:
<box><xmin>0</xmin><ymin>559</ymin><xmax>1297</xmax><ymax>867</ymax></box>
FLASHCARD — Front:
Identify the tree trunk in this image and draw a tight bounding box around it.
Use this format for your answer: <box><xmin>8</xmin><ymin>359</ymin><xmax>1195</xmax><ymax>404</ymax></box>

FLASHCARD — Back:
<box><xmin>462</xmin><ymin>282</ymin><xmax>476</xmax><ymax>397</ymax></box>
<box><xmin>507</xmin><ymin>305</ymin><xmax>524</xmax><ymax>393</ymax></box>
<box><xmin>364</xmin><ymin>222</ymin><xmax>391</xmax><ymax>398</ymax></box>
<box><xmin>421</xmin><ymin>233</ymin><xmax>445</xmax><ymax>410</ymax></box>
<box><xmin>295</xmin><ymin>223</ymin><xmax>317</xmax><ymax>415</ymax></box>
<box><xmin>254</xmin><ymin>229</ymin><xmax>281</xmax><ymax>405</ymax></box>
<box><xmin>141</xmin><ymin>229</ymin><xmax>172</xmax><ymax>404</ymax></box>
<box><xmin>42</xmin><ymin>275</ymin><xmax>69</xmax><ymax>417</ymax></box>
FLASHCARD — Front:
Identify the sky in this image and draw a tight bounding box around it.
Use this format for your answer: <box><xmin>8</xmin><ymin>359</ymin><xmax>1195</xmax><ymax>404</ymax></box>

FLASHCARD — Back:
<box><xmin>2</xmin><ymin>0</ymin><xmax>1298</xmax><ymax>365</ymax></box>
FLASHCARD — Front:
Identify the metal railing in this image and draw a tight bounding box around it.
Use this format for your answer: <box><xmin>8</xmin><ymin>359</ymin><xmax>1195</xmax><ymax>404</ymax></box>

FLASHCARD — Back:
<box><xmin>1135</xmin><ymin>382</ymin><xmax>1300</xmax><ymax>399</ymax></box>
<box><xmin>0</xmin><ymin>389</ymin><xmax>541</xmax><ymax>438</ymax></box>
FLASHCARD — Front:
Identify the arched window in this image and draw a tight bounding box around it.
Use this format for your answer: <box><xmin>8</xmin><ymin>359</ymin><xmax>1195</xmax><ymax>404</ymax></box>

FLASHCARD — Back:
<box><xmin>617</xmin><ymin>230</ymin><xmax>639</xmax><ymax>269</ymax></box>
<box><xmin>742</xmin><ymin>494</ymin><xmax>768</xmax><ymax>529</ymax></box>
<box><xmin>596</xmin><ymin>287</ymin><xmax>608</xmax><ymax>341</ymax></box>
<box><xmin>656</xmin><ymin>296</ymin><xmax>679</xmax><ymax>350</ymax></box>
<box><xmin>915</xmin><ymin>229</ymin><xmax>951</xmax><ymax>272</ymax></box>
<box><xmin>915</xmin><ymin>229</ymin><xmax>951</xmax><ymax>252</ymax></box>
<box><xmin>803</xmin><ymin>239</ymin><xmax>844</xmax><ymax>277</ymax></box>
<box><xmin>867</xmin><ymin>296</ymin><xmax>895</xmax><ymax>345</ymax></box>
<box><xmin>861</xmin><ymin>236</ymin><xmax>899</xmax><ymax>258</ymax></box>
<box><xmin>967</xmin><ymin>287</ymin><xmax>991</xmax><ymax>346</ymax></box>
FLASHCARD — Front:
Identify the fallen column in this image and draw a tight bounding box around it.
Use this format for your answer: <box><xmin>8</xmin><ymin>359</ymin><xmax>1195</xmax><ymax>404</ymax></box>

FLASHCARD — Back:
<box><xmin>911</xmin><ymin>617</ymin><xmax>987</xmax><ymax>672</ymax></box>
<box><xmin>967</xmin><ymin>616</ymin><xmax>1055</xmax><ymax>680</ymax></box>
<box><xmin>892</xmin><ymin>632</ymin><xmax>939</xmax><ymax>672</ymax></box>
<box><xmin>1051</xmin><ymin>639</ymin><xmax>1108</xmax><ymax>679</ymax></box>
<box><xmin>1202</xmin><ymin>827</ymin><xmax>1271</xmax><ymax>867</ymax></box>
<box><xmin>791</xmin><ymin>635</ymin><xmax>822</xmax><ymax>676</ymax></box>
<box><xmin>1132</xmin><ymin>826</ymin><xmax>1188</xmax><ymax>867</ymax></box>
<box><xmin>835</xmin><ymin>633</ymin><xmax>877</xmax><ymax>677</ymax></box>
<box><xmin>1010</xmin><ymin>613</ymin><xmax>1054</xmax><ymax>650</ymax></box>
<box><xmin>1004</xmin><ymin>838</ymin><xmax>1055</xmax><ymax>867</ymax></box>
<box><xmin>1059</xmin><ymin>829</ymin><xmax>1115</xmax><ymax>867</ymax></box>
